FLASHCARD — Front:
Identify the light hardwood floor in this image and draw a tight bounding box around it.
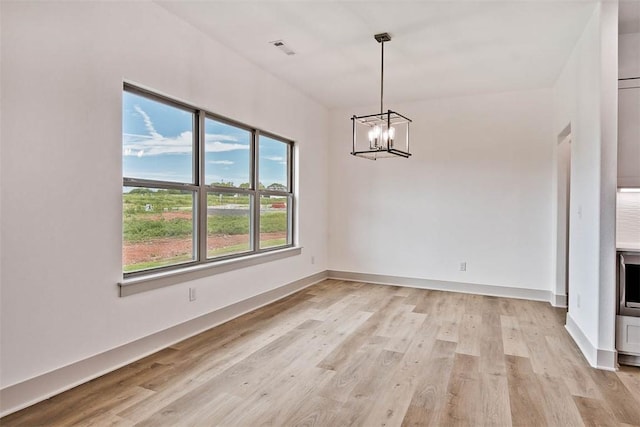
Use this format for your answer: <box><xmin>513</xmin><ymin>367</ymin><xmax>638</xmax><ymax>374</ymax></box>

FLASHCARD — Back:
<box><xmin>3</xmin><ymin>279</ymin><xmax>640</xmax><ymax>426</ymax></box>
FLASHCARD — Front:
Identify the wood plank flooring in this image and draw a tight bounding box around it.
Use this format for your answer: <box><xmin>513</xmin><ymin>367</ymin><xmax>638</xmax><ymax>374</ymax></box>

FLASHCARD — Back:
<box><xmin>3</xmin><ymin>279</ymin><xmax>640</xmax><ymax>426</ymax></box>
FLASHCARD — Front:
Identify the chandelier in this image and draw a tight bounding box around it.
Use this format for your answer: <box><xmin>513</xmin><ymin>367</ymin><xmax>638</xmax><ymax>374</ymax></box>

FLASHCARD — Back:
<box><xmin>351</xmin><ymin>33</ymin><xmax>412</xmax><ymax>160</ymax></box>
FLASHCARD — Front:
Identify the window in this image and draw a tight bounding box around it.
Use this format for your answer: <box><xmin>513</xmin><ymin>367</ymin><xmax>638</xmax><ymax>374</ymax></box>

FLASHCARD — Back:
<box><xmin>122</xmin><ymin>85</ymin><xmax>294</xmax><ymax>276</ymax></box>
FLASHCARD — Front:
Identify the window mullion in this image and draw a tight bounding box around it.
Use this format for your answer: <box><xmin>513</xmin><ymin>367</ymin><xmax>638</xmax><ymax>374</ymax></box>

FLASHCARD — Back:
<box><xmin>123</xmin><ymin>178</ymin><xmax>198</xmax><ymax>192</ymax></box>
<box><xmin>288</xmin><ymin>194</ymin><xmax>294</xmax><ymax>246</ymax></box>
<box><xmin>198</xmin><ymin>110</ymin><xmax>207</xmax><ymax>263</ymax></box>
<box><xmin>253</xmin><ymin>129</ymin><xmax>261</xmax><ymax>252</ymax></box>
<box><xmin>287</xmin><ymin>142</ymin><xmax>293</xmax><ymax>193</ymax></box>
<box><xmin>289</xmin><ymin>143</ymin><xmax>294</xmax><ymax>246</ymax></box>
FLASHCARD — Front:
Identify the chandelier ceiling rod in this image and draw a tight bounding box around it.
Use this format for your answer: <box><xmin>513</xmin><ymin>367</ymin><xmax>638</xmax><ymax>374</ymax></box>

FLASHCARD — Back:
<box><xmin>380</xmin><ymin>37</ymin><xmax>384</xmax><ymax>115</ymax></box>
<box><xmin>375</xmin><ymin>32</ymin><xmax>391</xmax><ymax>114</ymax></box>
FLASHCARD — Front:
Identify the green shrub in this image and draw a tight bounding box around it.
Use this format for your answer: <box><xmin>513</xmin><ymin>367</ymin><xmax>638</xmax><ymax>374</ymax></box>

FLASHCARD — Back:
<box><xmin>207</xmin><ymin>215</ymin><xmax>250</xmax><ymax>235</ymax></box>
<box><xmin>260</xmin><ymin>212</ymin><xmax>286</xmax><ymax>232</ymax></box>
<box><xmin>124</xmin><ymin>217</ymin><xmax>192</xmax><ymax>242</ymax></box>
<box><xmin>123</xmin><ymin>210</ymin><xmax>287</xmax><ymax>242</ymax></box>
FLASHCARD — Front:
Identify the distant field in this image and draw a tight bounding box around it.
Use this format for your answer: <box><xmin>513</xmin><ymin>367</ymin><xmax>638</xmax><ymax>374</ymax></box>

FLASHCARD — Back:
<box><xmin>123</xmin><ymin>190</ymin><xmax>287</xmax><ymax>272</ymax></box>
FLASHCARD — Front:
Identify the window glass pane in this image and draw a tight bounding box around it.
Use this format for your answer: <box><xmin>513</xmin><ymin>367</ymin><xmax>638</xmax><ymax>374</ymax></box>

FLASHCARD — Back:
<box><xmin>207</xmin><ymin>192</ymin><xmax>252</xmax><ymax>258</ymax></box>
<box><xmin>123</xmin><ymin>91</ymin><xmax>194</xmax><ymax>183</ymax></box>
<box><xmin>259</xmin><ymin>136</ymin><xmax>289</xmax><ymax>191</ymax></box>
<box><xmin>259</xmin><ymin>195</ymin><xmax>289</xmax><ymax>249</ymax></box>
<box><xmin>123</xmin><ymin>187</ymin><xmax>195</xmax><ymax>272</ymax></box>
<box><xmin>205</xmin><ymin>118</ymin><xmax>251</xmax><ymax>188</ymax></box>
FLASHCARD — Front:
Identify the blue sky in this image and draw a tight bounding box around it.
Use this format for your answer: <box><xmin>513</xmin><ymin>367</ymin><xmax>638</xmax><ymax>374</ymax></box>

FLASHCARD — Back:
<box><xmin>123</xmin><ymin>91</ymin><xmax>288</xmax><ymax>188</ymax></box>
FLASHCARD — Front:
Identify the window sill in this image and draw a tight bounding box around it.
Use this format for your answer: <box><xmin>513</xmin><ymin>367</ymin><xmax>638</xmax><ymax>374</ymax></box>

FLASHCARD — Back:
<box><xmin>119</xmin><ymin>246</ymin><xmax>302</xmax><ymax>297</ymax></box>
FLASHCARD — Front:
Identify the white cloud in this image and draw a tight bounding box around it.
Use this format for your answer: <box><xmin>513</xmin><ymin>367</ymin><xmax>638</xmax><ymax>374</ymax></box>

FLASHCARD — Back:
<box><xmin>205</xmin><ymin>134</ymin><xmax>238</xmax><ymax>142</ymax></box>
<box><xmin>123</xmin><ymin>105</ymin><xmax>250</xmax><ymax>157</ymax></box>
<box><xmin>208</xmin><ymin>160</ymin><xmax>234</xmax><ymax>165</ymax></box>
<box><xmin>123</xmin><ymin>131</ymin><xmax>250</xmax><ymax>156</ymax></box>
<box><xmin>264</xmin><ymin>155</ymin><xmax>287</xmax><ymax>165</ymax></box>
<box><xmin>204</xmin><ymin>134</ymin><xmax>249</xmax><ymax>152</ymax></box>
<box><xmin>134</xmin><ymin>105</ymin><xmax>162</xmax><ymax>140</ymax></box>
<box><xmin>205</xmin><ymin>140</ymin><xmax>250</xmax><ymax>152</ymax></box>
<box><xmin>123</xmin><ymin>131</ymin><xmax>193</xmax><ymax>156</ymax></box>
<box><xmin>124</xmin><ymin>133</ymin><xmax>154</xmax><ymax>140</ymax></box>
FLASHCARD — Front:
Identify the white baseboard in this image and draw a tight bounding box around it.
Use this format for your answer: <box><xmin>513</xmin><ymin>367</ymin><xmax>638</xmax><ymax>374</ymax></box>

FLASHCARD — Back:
<box><xmin>328</xmin><ymin>270</ymin><xmax>553</xmax><ymax>303</ymax></box>
<box><xmin>0</xmin><ymin>271</ymin><xmax>328</xmax><ymax>417</ymax></box>
<box><xmin>597</xmin><ymin>349</ymin><xmax>618</xmax><ymax>371</ymax></box>
<box><xmin>553</xmin><ymin>293</ymin><xmax>568</xmax><ymax>308</ymax></box>
<box><xmin>565</xmin><ymin>313</ymin><xmax>617</xmax><ymax>371</ymax></box>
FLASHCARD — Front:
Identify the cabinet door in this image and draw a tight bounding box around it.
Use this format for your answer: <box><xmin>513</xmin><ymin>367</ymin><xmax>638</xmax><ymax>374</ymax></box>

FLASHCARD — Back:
<box><xmin>617</xmin><ymin>315</ymin><xmax>640</xmax><ymax>355</ymax></box>
<box><xmin>618</xmin><ymin>85</ymin><xmax>640</xmax><ymax>188</ymax></box>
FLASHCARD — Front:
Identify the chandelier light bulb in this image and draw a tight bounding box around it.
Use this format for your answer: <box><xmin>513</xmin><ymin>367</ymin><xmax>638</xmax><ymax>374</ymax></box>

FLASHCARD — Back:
<box><xmin>387</xmin><ymin>126</ymin><xmax>395</xmax><ymax>148</ymax></box>
<box><xmin>368</xmin><ymin>125</ymin><xmax>382</xmax><ymax>148</ymax></box>
<box><xmin>388</xmin><ymin>126</ymin><xmax>396</xmax><ymax>140</ymax></box>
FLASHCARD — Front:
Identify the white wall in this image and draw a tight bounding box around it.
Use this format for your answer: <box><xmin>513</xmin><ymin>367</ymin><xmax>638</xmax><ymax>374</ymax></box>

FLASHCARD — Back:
<box><xmin>552</xmin><ymin>2</ymin><xmax>618</xmax><ymax>368</ymax></box>
<box><xmin>328</xmin><ymin>89</ymin><xmax>554</xmax><ymax>295</ymax></box>
<box><xmin>0</xmin><ymin>0</ymin><xmax>328</xmax><ymax>395</ymax></box>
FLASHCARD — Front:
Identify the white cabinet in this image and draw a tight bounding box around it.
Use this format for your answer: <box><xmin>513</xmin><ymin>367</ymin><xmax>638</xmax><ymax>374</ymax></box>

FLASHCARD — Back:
<box><xmin>617</xmin><ymin>315</ymin><xmax>640</xmax><ymax>355</ymax></box>
<box><xmin>618</xmin><ymin>82</ymin><xmax>640</xmax><ymax>188</ymax></box>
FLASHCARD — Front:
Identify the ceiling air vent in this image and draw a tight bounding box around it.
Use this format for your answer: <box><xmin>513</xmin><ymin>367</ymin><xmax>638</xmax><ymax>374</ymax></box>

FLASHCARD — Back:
<box><xmin>270</xmin><ymin>40</ymin><xmax>296</xmax><ymax>56</ymax></box>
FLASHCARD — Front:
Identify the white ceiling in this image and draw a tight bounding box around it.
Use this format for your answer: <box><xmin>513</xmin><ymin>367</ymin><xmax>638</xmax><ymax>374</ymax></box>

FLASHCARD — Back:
<box><xmin>157</xmin><ymin>1</ymin><xmax>603</xmax><ymax>109</ymax></box>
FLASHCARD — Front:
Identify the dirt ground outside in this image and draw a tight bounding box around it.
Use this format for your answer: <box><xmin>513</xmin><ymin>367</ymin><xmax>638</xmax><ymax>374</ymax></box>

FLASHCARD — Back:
<box><xmin>123</xmin><ymin>232</ymin><xmax>286</xmax><ymax>265</ymax></box>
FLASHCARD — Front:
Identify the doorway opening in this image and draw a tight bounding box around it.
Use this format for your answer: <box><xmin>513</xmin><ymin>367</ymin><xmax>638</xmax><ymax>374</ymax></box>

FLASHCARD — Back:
<box><xmin>556</xmin><ymin>126</ymin><xmax>572</xmax><ymax>309</ymax></box>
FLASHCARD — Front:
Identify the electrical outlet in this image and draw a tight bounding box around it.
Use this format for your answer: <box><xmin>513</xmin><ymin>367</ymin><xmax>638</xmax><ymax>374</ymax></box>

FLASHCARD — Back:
<box><xmin>460</xmin><ymin>262</ymin><xmax>467</xmax><ymax>271</ymax></box>
<box><xmin>311</xmin><ymin>256</ymin><xmax>315</xmax><ymax>265</ymax></box>
<box><xmin>577</xmin><ymin>293</ymin><xmax>581</xmax><ymax>308</ymax></box>
<box><xmin>189</xmin><ymin>287</ymin><xmax>196</xmax><ymax>302</ymax></box>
